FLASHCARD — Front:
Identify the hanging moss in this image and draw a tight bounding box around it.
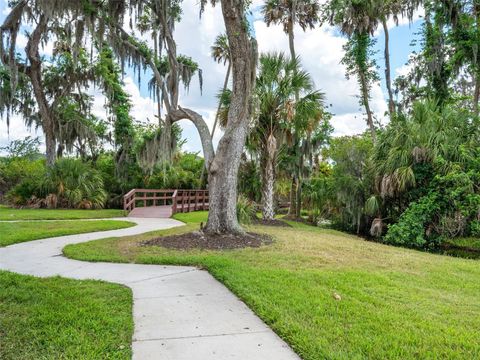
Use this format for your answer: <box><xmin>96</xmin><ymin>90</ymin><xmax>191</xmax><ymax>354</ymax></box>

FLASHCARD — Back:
<box><xmin>95</xmin><ymin>45</ymin><xmax>135</xmax><ymax>179</ymax></box>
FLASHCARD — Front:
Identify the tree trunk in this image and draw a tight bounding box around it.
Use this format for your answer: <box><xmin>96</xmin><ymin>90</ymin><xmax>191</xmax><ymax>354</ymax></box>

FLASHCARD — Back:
<box><xmin>26</xmin><ymin>14</ymin><xmax>56</xmax><ymax>166</ymax></box>
<box><xmin>356</xmin><ymin>212</ymin><xmax>361</xmax><ymax>235</ymax></box>
<box><xmin>474</xmin><ymin>74</ymin><xmax>480</xmax><ymax>117</ymax></box>
<box><xmin>359</xmin><ymin>70</ymin><xmax>376</xmax><ymax>143</ymax></box>
<box><xmin>288</xmin><ymin>176</ymin><xmax>297</xmax><ymax>216</ymax></box>
<box><xmin>295</xmin><ymin>150</ymin><xmax>303</xmax><ymax>219</ymax></box>
<box><xmin>204</xmin><ymin>0</ymin><xmax>256</xmax><ymax>235</ymax></box>
<box><xmin>261</xmin><ymin>156</ymin><xmax>275</xmax><ymax>221</ymax></box>
<box><xmin>198</xmin><ymin>61</ymin><xmax>231</xmax><ymax>188</ymax></box>
<box><xmin>474</xmin><ymin>5</ymin><xmax>480</xmax><ymax>117</ymax></box>
<box><xmin>295</xmin><ymin>176</ymin><xmax>302</xmax><ymax>219</ymax></box>
<box><xmin>288</xmin><ymin>15</ymin><xmax>303</xmax><ymax>218</ymax></box>
<box><xmin>382</xmin><ymin>18</ymin><xmax>395</xmax><ymax>117</ymax></box>
<box><xmin>261</xmin><ymin>134</ymin><xmax>277</xmax><ymax>221</ymax></box>
<box><xmin>288</xmin><ymin>22</ymin><xmax>296</xmax><ymax>60</ymax></box>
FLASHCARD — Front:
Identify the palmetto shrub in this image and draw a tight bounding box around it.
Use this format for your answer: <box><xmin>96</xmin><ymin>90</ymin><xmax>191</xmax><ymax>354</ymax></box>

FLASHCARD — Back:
<box><xmin>40</xmin><ymin>158</ymin><xmax>107</xmax><ymax>209</ymax></box>
<box><xmin>237</xmin><ymin>195</ymin><xmax>256</xmax><ymax>225</ymax></box>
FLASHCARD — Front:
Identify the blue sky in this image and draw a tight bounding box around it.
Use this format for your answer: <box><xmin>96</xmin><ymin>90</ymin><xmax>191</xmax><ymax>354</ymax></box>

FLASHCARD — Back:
<box><xmin>0</xmin><ymin>0</ymin><xmax>423</xmax><ymax>156</ymax></box>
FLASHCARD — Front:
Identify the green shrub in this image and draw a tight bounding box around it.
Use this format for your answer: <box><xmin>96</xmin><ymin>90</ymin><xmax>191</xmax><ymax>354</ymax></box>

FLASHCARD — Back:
<box><xmin>384</xmin><ymin>193</ymin><xmax>439</xmax><ymax>248</ymax></box>
<box><xmin>1</xmin><ymin>158</ymin><xmax>45</xmax><ymax>194</ymax></box>
<box><xmin>41</xmin><ymin>158</ymin><xmax>107</xmax><ymax>209</ymax></box>
<box><xmin>469</xmin><ymin>221</ymin><xmax>480</xmax><ymax>237</ymax></box>
<box><xmin>237</xmin><ymin>195</ymin><xmax>256</xmax><ymax>225</ymax></box>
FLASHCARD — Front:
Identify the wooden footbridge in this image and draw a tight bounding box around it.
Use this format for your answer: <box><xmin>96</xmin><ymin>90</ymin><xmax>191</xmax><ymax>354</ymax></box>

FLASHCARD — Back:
<box><xmin>123</xmin><ymin>189</ymin><xmax>209</xmax><ymax>218</ymax></box>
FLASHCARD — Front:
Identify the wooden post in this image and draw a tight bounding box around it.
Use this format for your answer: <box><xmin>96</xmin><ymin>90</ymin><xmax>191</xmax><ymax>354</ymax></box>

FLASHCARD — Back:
<box><xmin>182</xmin><ymin>191</ymin><xmax>186</xmax><ymax>213</ymax></box>
<box><xmin>172</xmin><ymin>190</ymin><xmax>177</xmax><ymax>214</ymax></box>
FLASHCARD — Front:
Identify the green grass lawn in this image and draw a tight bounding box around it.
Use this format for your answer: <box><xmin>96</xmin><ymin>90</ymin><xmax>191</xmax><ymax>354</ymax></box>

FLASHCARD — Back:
<box><xmin>0</xmin><ymin>206</ymin><xmax>125</xmax><ymax>220</ymax></box>
<box><xmin>65</xmin><ymin>211</ymin><xmax>480</xmax><ymax>360</ymax></box>
<box><xmin>0</xmin><ymin>220</ymin><xmax>135</xmax><ymax>247</ymax></box>
<box><xmin>0</xmin><ymin>271</ymin><xmax>132</xmax><ymax>359</ymax></box>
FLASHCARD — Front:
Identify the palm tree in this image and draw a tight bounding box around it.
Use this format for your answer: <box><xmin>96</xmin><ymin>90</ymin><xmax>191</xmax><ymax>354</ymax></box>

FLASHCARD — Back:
<box><xmin>324</xmin><ymin>0</ymin><xmax>380</xmax><ymax>142</ymax></box>
<box><xmin>262</xmin><ymin>0</ymin><xmax>321</xmax><ymax>217</ymax></box>
<box><xmin>373</xmin><ymin>100</ymin><xmax>472</xmax><ymax>199</ymax></box>
<box><xmin>210</xmin><ymin>33</ymin><xmax>231</xmax><ymax>139</ymax></box>
<box><xmin>251</xmin><ymin>52</ymin><xmax>324</xmax><ymax>220</ymax></box>
<box><xmin>377</xmin><ymin>0</ymin><xmax>422</xmax><ymax>117</ymax></box>
<box><xmin>262</xmin><ymin>0</ymin><xmax>321</xmax><ymax>60</ymax></box>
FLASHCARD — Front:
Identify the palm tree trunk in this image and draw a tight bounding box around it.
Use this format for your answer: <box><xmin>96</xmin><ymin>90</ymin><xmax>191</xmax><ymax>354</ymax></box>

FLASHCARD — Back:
<box><xmin>382</xmin><ymin>18</ymin><xmax>395</xmax><ymax>117</ymax></box>
<box><xmin>287</xmin><ymin>17</ymin><xmax>303</xmax><ymax>218</ymax></box>
<box><xmin>474</xmin><ymin>5</ymin><xmax>480</xmax><ymax>117</ymax></box>
<box><xmin>288</xmin><ymin>23</ymin><xmax>296</xmax><ymax>60</ymax></box>
<box><xmin>356</xmin><ymin>212</ymin><xmax>361</xmax><ymax>235</ymax></box>
<box><xmin>262</xmin><ymin>134</ymin><xmax>277</xmax><ymax>221</ymax></box>
<box><xmin>288</xmin><ymin>176</ymin><xmax>297</xmax><ymax>216</ymax></box>
<box><xmin>262</xmin><ymin>156</ymin><xmax>276</xmax><ymax>221</ymax></box>
<box><xmin>295</xmin><ymin>174</ymin><xmax>302</xmax><ymax>219</ymax></box>
<box><xmin>474</xmin><ymin>73</ymin><xmax>480</xmax><ymax>117</ymax></box>
<box><xmin>359</xmin><ymin>70</ymin><xmax>376</xmax><ymax>143</ymax></box>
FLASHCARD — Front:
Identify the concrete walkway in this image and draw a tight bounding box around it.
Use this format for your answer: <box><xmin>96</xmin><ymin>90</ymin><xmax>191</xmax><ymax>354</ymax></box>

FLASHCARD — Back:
<box><xmin>0</xmin><ymin>217</ymin><xmax>300</xmax><ymax>360</ymax></box>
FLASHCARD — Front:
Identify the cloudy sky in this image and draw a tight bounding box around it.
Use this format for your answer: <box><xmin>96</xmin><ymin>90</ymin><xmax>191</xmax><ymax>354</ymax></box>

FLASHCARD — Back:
<box><xmin>0</xmin><ymin>0</ymin><xmax>422</xmax><ymax>156</ymax></box>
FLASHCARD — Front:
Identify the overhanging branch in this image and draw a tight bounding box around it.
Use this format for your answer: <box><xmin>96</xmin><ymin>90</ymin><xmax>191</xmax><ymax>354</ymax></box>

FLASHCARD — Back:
<box><xmin>170</xmin><ymin>106</ymin><xmax>215</xmax><ymax>167</ymax></box>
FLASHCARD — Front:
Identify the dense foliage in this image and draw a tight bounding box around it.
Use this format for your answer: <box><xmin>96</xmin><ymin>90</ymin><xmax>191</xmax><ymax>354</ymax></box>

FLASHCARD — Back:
<box><xmin>308</xmin><ymin>100</ymin><xmax>480</xmax><ymax>250</ymax></box>
<box><xmin>1</xmin><ymin>0</ymin><xmax>480</xmax><ymax>249</ymax></box>
<box><xmin>0</xmin><ymin>137</ymin><xmax>204</xmax><ymax>209</ymax></box>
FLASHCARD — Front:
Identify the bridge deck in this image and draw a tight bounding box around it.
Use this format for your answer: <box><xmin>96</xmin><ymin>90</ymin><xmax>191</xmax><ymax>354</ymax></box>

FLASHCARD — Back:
<box><xmin>128</xmin><ymin>206</ymin><xmax>173</xmax><ymax>218</ymax></box>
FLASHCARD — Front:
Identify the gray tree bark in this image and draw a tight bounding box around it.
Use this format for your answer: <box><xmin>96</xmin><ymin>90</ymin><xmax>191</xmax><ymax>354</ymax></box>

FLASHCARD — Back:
<box><xmin>382</xmin><ymin>18</ymin><xmax>395</xmax><ymax>117</ymax></box>
<box><xmin>26</xmin><ymin>15</ymin><xmax>56</xmax><ymax>166</ymax></box>
<box><xmin>359</xmin><ymin>70</ymin><xmax>376</xmax><ymax>143</ymax></box>
<box><xmin>203</xmin><ymin>0</ymin><xmax>256</xmax><ymax>234</ymax></box>
<box><xmin>287</xmin><ymin>5</ymin><xmax>301</xmax><ymax>218</ymax></box>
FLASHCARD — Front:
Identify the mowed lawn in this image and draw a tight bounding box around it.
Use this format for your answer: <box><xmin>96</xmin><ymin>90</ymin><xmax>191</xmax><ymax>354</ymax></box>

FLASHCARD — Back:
<box><xmin>65</xmin><ymin>211</ymin><xmax>480</xmax><ymax>360</ymax></box>
<box><xmin>0</xmin><ymin>206</ymin><xmax>125</xmax><ymax>220</ymax></box>
<box><xmin>0</xmin><ymin>208</ymin><xmax>135</xmax><ymax>358</ymax></box>
<box><xmin>0</xmin><ymin>220</ymin><xmax>135</xmax><ymax>247</ymax></box>
<box><xmin>0</xmin><ymin>271</ymin><xmax>133</xmax><ymax>360</ymax></box>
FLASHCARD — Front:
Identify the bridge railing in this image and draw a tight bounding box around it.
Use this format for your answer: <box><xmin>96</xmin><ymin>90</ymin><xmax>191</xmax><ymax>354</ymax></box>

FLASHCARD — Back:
<box><xmin>123</xmin><ymin>189</ymin><xmax>209</xmax><ymax>214</ymax></box>
<box><xmin>123</xmin><ymin>189</ymin><xmax>177</xmax><ymax>212</ymax></box>
<box><xmin>172</xmin><ymin>189</ymin><xmax>209</xmax><ymax>214</ymax></box>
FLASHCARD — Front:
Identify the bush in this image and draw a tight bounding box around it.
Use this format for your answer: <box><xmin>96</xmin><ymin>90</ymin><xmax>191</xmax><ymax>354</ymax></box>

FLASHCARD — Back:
<box><xmin>41</xmin><ymin>158</ymin><xmax>107</xmax><ymax>209</ymax></box>
<box><xmin>237</xmin><ymin>195</ymin><xmax>256</xmax><ymax>225</ymax></box>
<box><xmin>469</xmin><ymin>221</ymin><xmax>480</xmax><ymax>237</ymax></box>
<box><xmin>384</xmin><ymin>193</ymin><xmax>439</xmax><ymax>248</ymax></box>
<box><xmin>8</xmin><ymin>158</ymin><xmax>107</xmax><ymax>209</ymax></box>
<box><xmin>1</xmin><ymin>158</ymin><xmax>45</xmax><ymax>195</ymax></box>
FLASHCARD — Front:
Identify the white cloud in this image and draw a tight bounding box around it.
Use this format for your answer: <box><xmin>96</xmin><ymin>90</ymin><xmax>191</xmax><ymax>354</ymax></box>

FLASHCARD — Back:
<box><xmin>0</xmin><ymin>114</ymin><xmax>45</xmax><ymax>155</ymax></box>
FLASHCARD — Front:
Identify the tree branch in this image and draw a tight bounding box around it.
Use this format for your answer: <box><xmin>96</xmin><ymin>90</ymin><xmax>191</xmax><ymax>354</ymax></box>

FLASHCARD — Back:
<box><xmin>170</xmin><ymin>106</ymin><xmax>215</xmax><ymax>167</ymax></box>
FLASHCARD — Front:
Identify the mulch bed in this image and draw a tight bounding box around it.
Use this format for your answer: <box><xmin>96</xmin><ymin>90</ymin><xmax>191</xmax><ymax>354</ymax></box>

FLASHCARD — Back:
<box><xmin>142</xmin><ymin>231</ymin><xmax>273</xmax><ymax>250</ymax></box>
<box><xmin>251</xmin><ymin>219</ymin><xmax>292</xmax><ymax>228</ymax></box>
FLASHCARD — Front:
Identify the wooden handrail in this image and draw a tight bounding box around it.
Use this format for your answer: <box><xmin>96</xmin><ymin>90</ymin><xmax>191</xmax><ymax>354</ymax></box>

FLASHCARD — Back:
<box><xmin>123</xmin><ymin>189</ymin><xmax>209</xmax><ymax>214</ymax></box>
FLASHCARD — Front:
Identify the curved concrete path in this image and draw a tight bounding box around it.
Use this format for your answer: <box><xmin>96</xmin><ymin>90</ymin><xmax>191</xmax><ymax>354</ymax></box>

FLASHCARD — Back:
<box><xmin>0</xmin><ymin>218</ymin><xmax>300</xmax><ymax>360</ymax></box>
